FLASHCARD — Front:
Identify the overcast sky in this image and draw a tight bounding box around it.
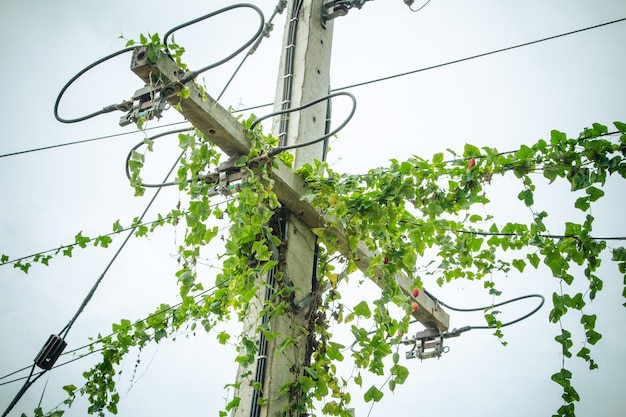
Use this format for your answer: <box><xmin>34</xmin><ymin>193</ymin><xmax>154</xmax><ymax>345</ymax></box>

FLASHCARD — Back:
<box><xmin>1</xmin><ymin>1</ymin><xmax>625</xmax><ymax>416</ymax></box>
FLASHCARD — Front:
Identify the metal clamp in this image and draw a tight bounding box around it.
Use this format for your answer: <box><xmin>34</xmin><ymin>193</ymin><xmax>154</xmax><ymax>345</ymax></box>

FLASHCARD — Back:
<box><xmin>206</xmin><ymin>155</ymin><xmax>246</xmax><ymax>197</ymax></box>
<box><xmin>404</xmin><ymin>328</ymin><xmax>448</xmax><ymax>360</ymax></box>
<box><xmin>118</xmin><ymin>84</ymin><xmax>169</xmax><ymax>127</ymax></box>
<box><xmin>323</xmin><ymin>0</ymin><xmax>372</xmax><ymax>22</ymax></box>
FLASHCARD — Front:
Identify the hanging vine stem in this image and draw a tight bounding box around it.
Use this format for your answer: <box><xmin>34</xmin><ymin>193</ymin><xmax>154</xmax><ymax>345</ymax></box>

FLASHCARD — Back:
<box><xmin>14</xmin><ymin>78</ymin><xmax>626</xmax><ymax>417</ymax></box>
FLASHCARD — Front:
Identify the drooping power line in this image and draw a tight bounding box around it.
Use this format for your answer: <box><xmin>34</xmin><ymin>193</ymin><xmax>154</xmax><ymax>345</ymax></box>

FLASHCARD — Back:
<box><xmin>0</xmin><ymin>121</ymin><xmax>189</xmax><ymax>159</ymax></box>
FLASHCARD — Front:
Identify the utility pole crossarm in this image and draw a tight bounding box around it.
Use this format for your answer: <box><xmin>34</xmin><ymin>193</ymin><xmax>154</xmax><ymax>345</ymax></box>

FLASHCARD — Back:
<box><xmin>129</xmin><ymin>45</ymin><xmax>449</xmax><ymax>331</ymax></box>
<box><xmin>272</xmin><ymin>164</ymin><xmax>450</xmax><ymax>331</ymax></box>
<box><xmin>130</xmin><ymin>47</ymin><xmax>251</xmax><ymax>157</ymax></box>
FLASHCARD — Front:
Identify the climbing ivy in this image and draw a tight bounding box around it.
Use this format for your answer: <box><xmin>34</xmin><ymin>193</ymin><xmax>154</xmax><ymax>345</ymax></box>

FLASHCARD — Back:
<box><xmin>4</xmin><ymin>31</ymin><xmax>624</xmax><ymax>417</ymax></box>
<box><xmin>9</xmin><ymin>119</ymin><xmax>622</xmax><ymax>417</ymax></box>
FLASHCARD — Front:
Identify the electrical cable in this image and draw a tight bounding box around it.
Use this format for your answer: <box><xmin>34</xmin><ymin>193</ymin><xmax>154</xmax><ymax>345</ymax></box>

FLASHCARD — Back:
<box><xmin>249</xmin><ymin>91</ymin><xmax>357</xmax><ymax>157</ymax></box>
<box><xmin>405</xmin><ymin>0</ymin><xmax>432</xmax><ymax>13</ymax></box>
<box><xmin>0</xmin><ymin>121</ymin><xmax>190</xmax><ymax>159</ymax></box>
<box><xmin>233</xmin><ymin>16</ymin><xmax>626</xmax><ymax>111</ymax></box>
<box><xmin>349</xmin><ymin>291</ymin><xmax>545</xmax><ymax>354</ymax></box>
<box><xmin>58</xmin><ymin>151</ymin><xmax>184</xmax><ymax>339</ymax></box>
<box><xmin>422</xmin><ymin>289</ymin><xmax>545</xmax><ymax>330</ymax></box>
<box><xmin>1</xmin><ymin>153</ymin><xmax>182</xmax><ymax>415</ymax></box>
<box><xmin>125</xmin><ymin>127</ymin><xmax>196</xmax><ymax>188</ymax></box>
<box><xmin>0</xmin><ymin>348</ymin><xmax>104</xmax><ymax>388</ymax></box>
<box><xmin>53</xmin><ymin>47</ymin><xmax>135</xmax><ymax>124</ymax></box>
<box><xmin>163</xmin><ymin>3</ymin><xmax>265</xmax><ymax>85</ymax></box>
<box><xmin>53</xmin><ymin>4</ymin><xmax>264</xmax><ymax>125</ymax></box>
<box><xmin>1</xmin><ymin>365</ymin><xmax>45</xmax><ymax>417</ymax></box>
<box><xmin>333</xmin><ymin>17</ymin><xmax>626</xmax><ymax>92</ymax></box>
<box><xmin>1</xmin><ymin>198</ymin><xmax>236</xmax><ymax>389</ymax></box>
<box><xmin>276</xmin><ymin>0</ymin><xmax>304</xmax><ymax>146</ymax></box>
<box><xmin>1</xmin><ymin>215</ymin><xmax>179</xmax><ymax>269</ymax></box>
<box><xmin>451</xmin><ymin>228</ymin><xmax>626</xmax><ymax>241</ymax></box>
<box><xmin>216</xmin><ymin>0</ymin><xmax>288</xmax><ymax>102</ymax></box>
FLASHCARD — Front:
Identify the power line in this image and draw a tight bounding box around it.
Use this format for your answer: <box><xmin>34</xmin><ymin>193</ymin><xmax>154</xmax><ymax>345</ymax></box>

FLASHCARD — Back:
<box><xmin>1</xmin><ymin>216</ymin><xmax>176</xmax><ymax>268</ymax></box>
<box><xmin>0</xmin><ymin>200</ymin><xmax>235</xmax><ymax>387</ymax></box>
<box><xmin>0</xmin><ymin>276</ymin><xmax>230</xmax><ymax>387</ymax></box>
<box><xmin>233</xmin><ymin>16</ymin><xmax>626</xmax><ymax>111</ymax></box>
<box><xmin>332</xmin><ymin>17</ymin><xmax>626</xmax><ymax>91</ymax></box>
<box><xmin>216</xmin><ymin>0</ymin><xmax>288</xmax><ymax>102</ymax></box>
<box><xmin>0</xmin><ymin>121</ymin><xmax>189</xmax><ymax>159</ymax></box>
<box><xmin>6</xmin><ymin>17</ymin><xmax>622</xmax><ymax>160</ymax></box>
<box><xmin>1</xmin><ymin>151</ymin><xmax>183</xmax><ymax>417</ymax></box>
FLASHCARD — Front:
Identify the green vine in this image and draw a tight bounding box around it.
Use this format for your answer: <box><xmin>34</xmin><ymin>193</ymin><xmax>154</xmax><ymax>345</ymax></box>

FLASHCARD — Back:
<box><xmin>7</xmin><ymin>30</ymin><xmax>625</xmax><ymax>417</ymax></box>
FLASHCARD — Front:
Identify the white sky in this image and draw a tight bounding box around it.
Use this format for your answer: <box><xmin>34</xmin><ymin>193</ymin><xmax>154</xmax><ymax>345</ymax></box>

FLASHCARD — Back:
<box><xmin>1</xmin><ymin>1</ymin><xmax>625</xmax><ymax>416</ymax></box>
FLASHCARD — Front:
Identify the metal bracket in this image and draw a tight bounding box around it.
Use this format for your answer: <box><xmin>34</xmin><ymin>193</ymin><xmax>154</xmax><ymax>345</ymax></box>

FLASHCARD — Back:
<box><xmin>404</xmin><ymin>328</ymin><xmax>446</xmax><ymax>360</ymax></box>
<box><xmin>403</xmin><ymin>326</ymin><xmax>470</xmax><ymax>360</ymax></box>
<box><xmin>205</xmin><ymin>155</ymin><xmax>245</xmax><ymax>197</ymax></box>
<box><xmin>323</xmin><ymin>1</ymin><xmax>350</xmax><ymax>22</ymax></box>
<box><xmin>118</xmin><ymin>84</ymin><xmax>169</xmax><ymax>127</ymax></box>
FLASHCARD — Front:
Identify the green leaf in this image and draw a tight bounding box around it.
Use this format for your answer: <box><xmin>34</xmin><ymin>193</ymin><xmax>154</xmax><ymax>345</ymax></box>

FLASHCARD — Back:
<box><xmin>62</xmin><ymin>384</ymin><xmax>77</xmax><ymax>396</ymax></box>
<box><xmin>550</xmin><ymin>129</ymin><xmax>567</xmax><ymax>145</ymax></box>
<box><xmin>217</xmin><ymin>332</ymin><xmax>230</xmax><ymax>345</ymax></box>
<box><xmin>527</xmin><ymin>252</ymin><xmax>540</xmax><ymax>269</ymax></box>
<box><xmin>585</xmin><ymin>329</ymin><xmax>602</xmax><ymax>345</ymax></box>
<box><xmin>225</xmin><ymin>396</ymin><xmax>241</xmax><ymax>412</ymax></box>
<box><xmin>390</xmin><ymin>364</ymin><xmax>409</xmax><ymax>384</ymax></box>
<box><xmin>517</xmin><ymin>189</ymin><xmax>534</xmax><ymax>207</ymax></box>
<box><xmin>612</xmin><ymin>247</ymin><xmax>626</xmax><ymax>262</ymax></box>
<box><xmin>551</xmin><ymin>368</ymin><xmax>572</xmax><ymax>388</ymax></box>
<box><xmin>574</xmin><ymin>197</ymin><xmax>590</xmax><ymax>212</ymax></box>
<box><xmin>463</xmin><ymin>143</ymin><xmax>480</xmax><ymax>157</ymax></box>
<box><xmin>354</xmin><ymin>373</ymin><xmax>363</xmax><ymax>387</ymax></box>
<box><xmin>400</xmin><ymin>161</ymin><xmax>412</xmax><ymax>174</ymax></box>
<box><xmin>353</xmin><ymin>301</ymin><xmax>372</xmax><ymax>318</ymax></box>
<box><xmin>555</xmin><ymin>329</ymin><xmax>573</xmax><ymax>358</ymax></box>
<box><xmin>363</xmin><ymin>385</ymin><xmax>384</xmax><ymax>403</ymax></box>
<box><xmin>432</xmin><ymin>152</ymin><xmax>444</xmax><ymax>164</ymax></box>
<box><xmin>585</xmin><ymin>186</ymin><xmax>605</xmax><ymax>202</ymax></box>
<box><xmin>512</xmin><ymin>258</ymin><xmax>526</xmax><ymax>273</ymax></box>
<box><xmin>112</xmin><ymin>220</ymin><xmax>123</xmax><ymax>233</ymax></box>
<box><xmin>1</xmin><ymin>254</ymin><xmax>8</xmax><ymax>263</ymax></box>
<box><xmin>74</xmin><ymin>231</ymin><xmax>90</xmax><ymax>248</ymax></box>
<box><xmin>614</xmin><ymin>121</ymin><xmax>626</xmax><ymax>133</ymax></box>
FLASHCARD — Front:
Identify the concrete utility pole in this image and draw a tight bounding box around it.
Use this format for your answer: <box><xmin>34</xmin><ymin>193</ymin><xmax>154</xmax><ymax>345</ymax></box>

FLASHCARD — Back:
<box><xmin>248</xmin><ymin>0</ymin><xmax>333</xmax><ymax>415</ymax></box>
<box><xmin>129</xmin><ymin>1</ymin><xmax>449</xmax><ymax>415</ymax></box>
<box><xmin>233</xmin><ymin>1</ymin><xmax>335</xmax><ymax>416</ymax></box>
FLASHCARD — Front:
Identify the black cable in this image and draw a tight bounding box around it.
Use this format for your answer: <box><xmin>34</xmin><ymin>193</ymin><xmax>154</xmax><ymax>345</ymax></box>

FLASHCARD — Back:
<box><xmin>2</xmin><ymin>155</ymin><xmax>181</xmax><ymax>413</ymax></box>
<box><xmin>233</xmin><ymin>102</ymin><xmax>274</xmax><ymax>114</ymax></box>
<box><xmin>422</xmin><ymin>289</ymin><xmax>545</xmax><ymax>330</ymax></box>
<box><xmin>334</xmin><ymin>17</ymin><xmax>626</xmax><ymax>92</ymax></box>
<box><xmin>234</xmin><ymin>16</ymin><xmax>626</xmax><ymax>112</ymax></box>
<box><xmin>163</xmin><ymin>3</ymin><xmax>265</xmax><ymax>85</ymax></box>
<box><xmin>0</xmin><ymin>348</ymin><xmax>104</xmax><ymax>388</ymax></box>
<box><xmin>216</xmin><ymin>0</ymin><xmax>287</xmax><ymax>102</ymax></box>
<box><xmin>249</xmin><ymin>91</ymin><xmax>357</xmax><ymax>157</ymax></box>
<box><xmin>58</xmin><ymin>151</ymin><xmax>184</xmax><ymax>339</ymax></box>
<box><xmin>54</xmin><ymin>47</ymin><xmax>135</xmax><ymax>124</ymax></box>
<box><xmin>407</xmin><ymin>0</ymin><xmax>432</xmax><ymax>13</ymax></box>
<box><xmin>1</xmin><ymin>155</ymin><xmax>182</xmax><ymax>413</ymax></box>
<box><xmin>1</xmin><ymin>199</ymin><xmax>236</xmax><ymax>388</ymax></box>
<box><xmin>125</xmin><ymin>127</ymin><xmax>196</xmax><ymax>188</ymax></box>
<box><xmin>452</xmin><ymin>229</ymin><xmax>626</xmax><ymax>241</ymax></box>
<box><xmin>0</xmin><ymin>121</ymin><xmax>190</xmax><ymax>159</ymax></box>
<box><xmin>349</xmin><ymin>291</ymin><xmax>544</xmax><ymax>354</ymax></box>
<box><xmin>1</xmin><ymin>364</ymin><xmax>45</xmax><ymax>417</ymax></box>
<box><xmin>1</xmin><ymin>215</ymin><xmax>180</xmax><ymax>269</ymax></box>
